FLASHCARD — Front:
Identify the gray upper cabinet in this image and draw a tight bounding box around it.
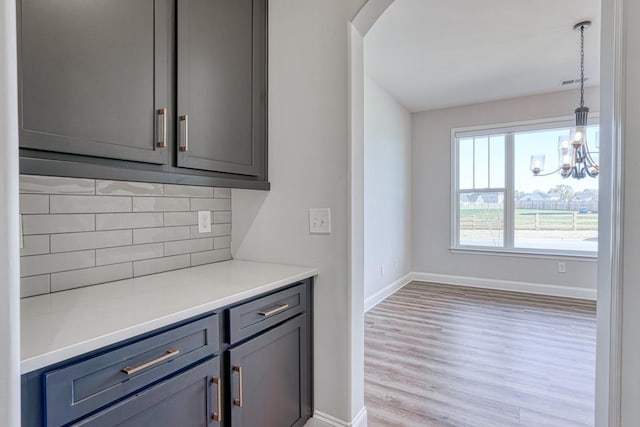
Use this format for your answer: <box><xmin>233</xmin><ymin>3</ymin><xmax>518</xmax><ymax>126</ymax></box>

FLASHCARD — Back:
<box><xmin>19</xmin><ymin>0</ymin><xmax>170</xmax><ymax>165</ymax></box>
<box><xmin>17</xmin><ymin>0</ymin><xmax>268</xmax><ymax>189</ymax></box>
<box><xmin>177</xmin><ymin>0</ymin><xmax>266</xmax><ymax>177</ymax></box>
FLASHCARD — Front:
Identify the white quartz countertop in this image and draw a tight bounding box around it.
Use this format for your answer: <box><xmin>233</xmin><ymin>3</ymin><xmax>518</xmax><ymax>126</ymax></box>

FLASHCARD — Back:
<box><xmin>21</xmin><ymin>260</ymin><xmax>318</xmax><ymax>374</ymax></box>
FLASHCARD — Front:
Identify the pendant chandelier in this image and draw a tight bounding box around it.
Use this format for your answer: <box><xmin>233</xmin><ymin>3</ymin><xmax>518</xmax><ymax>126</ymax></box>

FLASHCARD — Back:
<box><xmin>531</xmin><ymin>20</ymin><xmax>599</xmax><ymax>179</ymax></box>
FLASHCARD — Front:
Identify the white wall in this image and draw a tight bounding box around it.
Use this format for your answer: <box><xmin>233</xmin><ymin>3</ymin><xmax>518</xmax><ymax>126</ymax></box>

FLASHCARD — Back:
<box><xmin>232</xmin><ymin>0</ymin><xmax>367</xmax><ymax>423</ymax></box>
<box><xmin>0</xmin><ymin>0</ymin><xmax>21</xmax><ymax>424</ymax></box>
<box><xmin>594</xmin><ymin>0</ymin><xmax>620</xmax><ymax>424</ymax></box>
<box><xmin>620</xmin><ymin>0</ymin><xmax>640</xmax><ymax>423</ymax></box>
<box><xmin>412</xmin><ymin>87</ymin><xmax>600</xmax><ymax>297</ymax></box>
<box><xmin>348</xmin><ymin>23</ymin><xmax>366</xmax><ymax>425</ymax></box>
<box><xmin>363</xmin><ymin>75</ymin><xmax>412</xmax><ymax>308</ymax></box>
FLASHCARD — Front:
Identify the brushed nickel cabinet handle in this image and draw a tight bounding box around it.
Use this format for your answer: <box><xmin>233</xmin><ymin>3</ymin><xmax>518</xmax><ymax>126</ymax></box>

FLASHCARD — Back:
<box><xmin>232</xmin><ymin>366</ymin><xmax>243</xmax><ymax>407</ymax></box>
<box><xmin>157</xmin><ymin>108</ymin><xmax>167</xmax><ymax>148</ymax></box>
<box><xmin>211</xmin><ymin>377</ymin><xmax>222</xmax><ymax>422</ymax></box>
<box><xmin>258</xmin><ymin>303</ymin><xmax>289</xmax><ymax>317</ymax></box>
<box><xmin>179</xmin><ymin>114</ymin><xmax>189</xmax><ymax>152</ymax></box>
<box><xmin>121</xmin><ymin>348</ymin><xmax>180</xmax><ymax>375</ymax></box>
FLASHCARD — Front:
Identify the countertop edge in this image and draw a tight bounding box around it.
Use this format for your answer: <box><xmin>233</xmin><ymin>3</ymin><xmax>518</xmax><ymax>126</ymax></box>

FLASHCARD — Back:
<box><xmin>21</xmin><ymin>265</ymin><xmax>318</xmax><ymax>374</ymax></box>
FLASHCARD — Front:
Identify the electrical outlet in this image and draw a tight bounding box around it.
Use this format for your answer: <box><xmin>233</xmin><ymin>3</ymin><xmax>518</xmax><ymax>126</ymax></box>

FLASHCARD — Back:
<box><xmin>380</xmin><ymin>264</ymin><xmax>385</xmax><ymax>277</ymax></box>
<box><xmin>309</xmin><ymin>208</ymin><xmax>331</xmax><ymax>234</ymax></box>
<box><xmin>197</xmin><ymin>211</ymin><xmax>211</xmax><ymax>233</ymax></box>
<box><xmin>558</xmin><ymin>262</ymin><xmax>566</xmax><ymax>273</ymax></box>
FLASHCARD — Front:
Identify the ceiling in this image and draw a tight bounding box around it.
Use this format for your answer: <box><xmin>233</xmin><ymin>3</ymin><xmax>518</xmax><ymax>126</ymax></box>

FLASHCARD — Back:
<box><xmin>364</xmin><ymin>0</ymin><xmax>601</xmax><ymax>112</ymax></box>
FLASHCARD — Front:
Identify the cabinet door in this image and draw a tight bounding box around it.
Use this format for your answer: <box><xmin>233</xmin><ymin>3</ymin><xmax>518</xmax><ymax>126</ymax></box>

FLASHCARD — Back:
<box><xmin>19</xmin><ymin>0</ymin><xmax>170</xmax><ymax>164</ymax></box>
<box><xmin>73</xmin><ymin>357</ymin><xmax>222</xmax><ymax>427</ymax></box>
<box><xmin>229</xmin><ymin>315</ymin><xmax>311</xmax><ymax>427</ymax></box>
<box><xmin>176</xmin><ymin>0</ymin><xmax>266</xmax><ymax>176</ymax></box>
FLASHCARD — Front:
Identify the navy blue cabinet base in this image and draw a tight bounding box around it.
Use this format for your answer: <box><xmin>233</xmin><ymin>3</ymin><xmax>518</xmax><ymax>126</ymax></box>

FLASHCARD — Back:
<box><xmin>22</xmin><ymin>279</ymin><xmax>313</xmax><ymax>427</ymax></box>
<box><xmin>17</xmin><ymin>0</ymin><xmax>268</xmax><ymax>190</ymax></box>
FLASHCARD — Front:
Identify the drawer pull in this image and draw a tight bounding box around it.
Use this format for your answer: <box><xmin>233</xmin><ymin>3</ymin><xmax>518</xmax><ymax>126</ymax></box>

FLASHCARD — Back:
<box><xmin>258</xmin><ymin>303</ymin><xmax>289</xmax><ymax>317</ymax></box>
<box><xmin>121</xmin><ymin>349</ymin><xmax>180</xmax><ymax>375</ymax></box>
<box><xmin>232</xmin><ymin>366</ymin><xmax>243</xmax><ymax>407</ymax></box>
<box><xmin>211</xmin><ymin>377</ymin><xmax>222</xmax><ymax>422</ymax></box>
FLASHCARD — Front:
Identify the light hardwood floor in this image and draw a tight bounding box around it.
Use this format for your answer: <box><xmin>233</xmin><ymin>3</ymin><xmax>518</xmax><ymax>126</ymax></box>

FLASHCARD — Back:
<box><xmin>364</xmin><ymin>282</ymin><xmax>596</xmax><ymax>427</ymax></box>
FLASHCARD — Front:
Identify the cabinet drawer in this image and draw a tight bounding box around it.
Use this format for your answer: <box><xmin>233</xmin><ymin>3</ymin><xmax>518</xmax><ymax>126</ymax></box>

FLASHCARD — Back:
<box><xmin>72</xmin><ymin>356</ymin><xmax>221</xmax><ymax>427</ymax></box>
<box><xmin>229</xmin><ymin>283</ymin><xmax>307</xmax><ymax>344</ymax></box>
<box><xmin>44</xmin><ymin>314</ymin><xmax>219</xmax><ymax>427</ymax></box>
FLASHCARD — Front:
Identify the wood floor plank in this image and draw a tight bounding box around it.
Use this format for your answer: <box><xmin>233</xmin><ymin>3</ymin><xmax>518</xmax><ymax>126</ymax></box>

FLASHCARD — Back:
<box><xmin>364</xmin><ymin>282</ymin><xmax>596</xmax><ymax>427</ymax></box>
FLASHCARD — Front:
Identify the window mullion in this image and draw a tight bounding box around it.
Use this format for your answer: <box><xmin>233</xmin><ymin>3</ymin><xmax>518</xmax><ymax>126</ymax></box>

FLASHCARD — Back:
<box><xmin>504</xmin><ymin>133</ymin><xmax>515</xmax><ymax>249</ymax></box>
<box><xmin>472</xmin><ymin>137</ymin><xmax>476</xmax><ymax>189</ymax></box>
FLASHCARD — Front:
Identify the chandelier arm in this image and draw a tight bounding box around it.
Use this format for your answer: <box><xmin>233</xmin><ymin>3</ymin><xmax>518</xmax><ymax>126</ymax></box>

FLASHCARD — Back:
<box><xmin>582</xmin><ymin>139</ymin><xmax>600</xmax><ymax>167</ymax></box>
<box><xmin>584</xmin><ymin>151</ymin><xmax>600</xmax><ymax>168</ymax></box>
<box><xmin>533</xmin><ymin>168</ymin><xmax>564</xmax><ymax>177</ymax></box>
<box><xmin>585</xmin><ymin>166</ymin><xmax>599</xmax><ymax>178</ymax></box>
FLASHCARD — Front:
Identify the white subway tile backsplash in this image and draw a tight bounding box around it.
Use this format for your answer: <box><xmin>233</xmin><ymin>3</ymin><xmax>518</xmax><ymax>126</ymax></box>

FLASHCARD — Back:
<box><xmin>96</xmin><ymin>243</ymin><xmax>164</xmax><ymax>266</ymax></box>
<box><xmin>51</xmin><ymin>195</ymin><xmax>132</xmax><ymax>214</ymax></box>
<box><xmin>213</xmin><ymin>188</ymin><xmax>231</xmax><ymax>199</ymax></box>
<box><xmin>214</xmin><ymin>236</ymin><xmax>231</xmax><ymax>249</ymax></box>
<box><xmin>21</xmin><ymin>250</ymin><xmax>95</xmax><ymax>277</ymax></box>
<box><xmin>213</xmin><ymin>210</ymin><xmax>231</xmax><ymax>224</ymax></box>
<box><xmin>51</xmin><ymin>263</ymin><xmax>133</xmax><ymax>292</ymax></box>
<box><xmin>96</xmin><ymin>180</ymin><xmax>164</xmax><ymax>196</ymax></box>
<box><xmin>96</xmin><ymin>212</ymin><xmax>164</xmax><ymax>230</ymax></box>
<box><xmin>164</xmin><ymin>211</ymin><xmax>197</xmax><ymax>226</ymax></box>
<box><xmin>190</xmin><ymin>198</ymin><xmax>231</xmax><ymax>211</ymax></box>
<box><xmin>20</xmin><ymin>194</ymin><xmax>49</xmax><ymax>214</ymax></box>
<box><xmin>133</xmin><ymin>255</ymin><xmax>190</xmax><ymax>276</ymax></box>
<box><xmin>19</xmin><ymin>175</ymin><xmax>232</xmax><ymax>297</ymax></box>
<box><xmin>133</xmin><ymin>226</ymin><xmax>191</xmax><ymax>244</ymax></box>
<box><xmin>21</xmin><ymin>235</ymin><xmax>50</xmax><ymax>256</ymax></box>
<box><xmin>51</xmin><ymin>230</ymin><xmax>132</xmax><ymax>253</ymax></box>
<box><xmin>191</xmin><ymin>248</ymin><xmax>232</xmax><ymax>267</ymax></box>
<box><xmin>164</xmin><ymin>184</ymin><xmax>214</xmax><ymax>198</ymax></box>
<box><xmin>189</xmin><ymin>223</ymin><xmax>231</xmax><ymax>239</ymax></box>
<box><xmin>20</xmin><ymin>175</ymin><xmax>95</xmax><ymax>195</ymax></box>
<box><xmin>21</xmin><ymin>275</ymin><xmax>51</xmax><ymax>298</ymax></box>
<box><xmin>22</xmin><ymin>214</ymin><xmax>95</xmax><ymax>235</ymax></box>
<box><xmin>133</xmin><ymin>197</ymin><xmax>189</xmax><ymax>212</ymax></box>
<box><xmin>164</xmin><ymin>238</ymin><xmax>214</xmax><ymax>256</ymax></box>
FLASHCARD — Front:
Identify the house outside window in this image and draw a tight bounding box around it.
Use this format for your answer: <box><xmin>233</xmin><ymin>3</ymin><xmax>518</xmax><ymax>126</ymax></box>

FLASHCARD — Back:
<box><xmin>452</xmin><ymin>118</ymin><xmax>599</xmax><ymax>256</ymax></box>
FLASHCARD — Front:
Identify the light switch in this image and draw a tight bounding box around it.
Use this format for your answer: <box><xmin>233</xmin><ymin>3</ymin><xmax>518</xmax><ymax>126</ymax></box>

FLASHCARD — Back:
<box><xmin>309</xmin><ymin>208</ymin><xmax>331</xmax><ymax>234</ymax></box>
<box><xmin>197</xmin><ymin>210</ymin><xmax>211</xmax><ymax>233</ymax></box>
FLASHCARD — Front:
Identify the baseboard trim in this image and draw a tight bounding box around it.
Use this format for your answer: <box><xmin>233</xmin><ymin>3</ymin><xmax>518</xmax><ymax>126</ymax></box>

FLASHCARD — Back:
<box><xmin>312</xmin><ymin>407</ymin><xmax>367</xmax><ymax>427</ymax></box>
<box><xmin>412</xmin><ymin>272</ymin><xmax>597</xmax><ymax>300</ymax></box>
<box><xmin>364</xmin><ymin>273</ymin><xmax>413</xmax><ymax>312</ymax></box>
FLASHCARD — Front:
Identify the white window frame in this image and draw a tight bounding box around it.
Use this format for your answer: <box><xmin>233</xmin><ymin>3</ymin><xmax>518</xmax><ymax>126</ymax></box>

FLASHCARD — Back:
<box><xmin>451</xmin><ymin>115</ymin><xmax>599</xmax><ymax>259</ymax></box>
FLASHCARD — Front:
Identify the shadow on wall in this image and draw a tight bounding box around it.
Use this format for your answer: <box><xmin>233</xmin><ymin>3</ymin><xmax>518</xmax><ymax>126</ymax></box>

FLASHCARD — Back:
<box><xmin>231</xmin><ymin>189</ymin><xmax>269</xmax><ymax>255</ymax></box>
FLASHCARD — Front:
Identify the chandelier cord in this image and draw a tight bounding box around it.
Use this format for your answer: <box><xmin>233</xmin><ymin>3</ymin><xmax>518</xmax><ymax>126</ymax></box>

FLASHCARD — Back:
<box><xmin>580</xmin><ymin>24</ymin><xmax>585</xmax><ymax>108</ymax></box>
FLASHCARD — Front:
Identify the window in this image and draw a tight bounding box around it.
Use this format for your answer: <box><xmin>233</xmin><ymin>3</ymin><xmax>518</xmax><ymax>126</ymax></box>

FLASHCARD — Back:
<box><xmin>453</xmin><ymin>119</ymin><xmax>599</xmax><ymax>255</ymax></box>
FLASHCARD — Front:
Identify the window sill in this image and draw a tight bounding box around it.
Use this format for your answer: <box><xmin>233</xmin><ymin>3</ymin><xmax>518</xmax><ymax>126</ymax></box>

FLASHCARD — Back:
<box><xmin>449</xmin><ymin>247</ymin><xmax>598</xmax><ymax>262</ymax></box>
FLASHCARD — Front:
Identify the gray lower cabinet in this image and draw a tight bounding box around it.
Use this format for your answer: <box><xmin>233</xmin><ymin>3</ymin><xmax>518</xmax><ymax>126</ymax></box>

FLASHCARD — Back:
<box><xmin>229</xmin><ymin>315</ymin><xmax>310</xmax><ymax>427</ymax></box>
<box><xmin>73</xmin><ymin>357</ymin><xmax>221</xmax><ymax>427</ymax></box>
<box><xmin>21</xmin><ymin>279</ymin><xmax>313</xmax><ymax>427</ymax></box>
